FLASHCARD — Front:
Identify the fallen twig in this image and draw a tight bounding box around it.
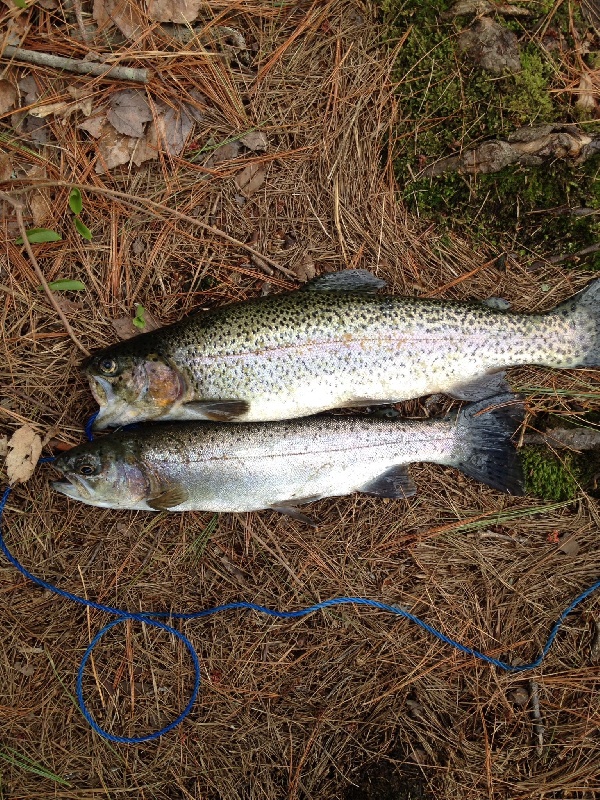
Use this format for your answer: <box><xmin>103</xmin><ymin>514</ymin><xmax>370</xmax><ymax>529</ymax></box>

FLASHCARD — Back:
<box><xmin>591</xmin><ymin>620</ymin><xmax>600</xmax><ymax>663</ymax></box>
<box><xmin>522</xmin><ymin>427</ymin><xmax>600</xmax><ymax>451</ymax></box>
<box><xmin>0</xmin><ymin>193</ymin><xmax>90</xmax><ymax>356</ymax></box>
<box><xmin>3</xmin><ymin>181</ymin><xmax>296</xmax><ymax>279</ymax></box>
<box><xmin>542</xmin><ymin>242</ymin><xmax>600</xmax><ymax>266</ymax></box>
<box><xmin>1</xmin><ymin>45</ymin><xmax>150</xmax><ymax>83</ymax></box>
<box><xmin>421</xmin><ymin>124</ymin><xmax>600</xmax><ymax>178</ymax></box>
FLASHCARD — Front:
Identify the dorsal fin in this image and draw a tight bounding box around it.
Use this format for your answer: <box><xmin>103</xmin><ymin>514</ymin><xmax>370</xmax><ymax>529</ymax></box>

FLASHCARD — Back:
<box><xmin>302</xmin><ymin>269</ymin><xmax>386</xmax><ymax>293</ymax></box>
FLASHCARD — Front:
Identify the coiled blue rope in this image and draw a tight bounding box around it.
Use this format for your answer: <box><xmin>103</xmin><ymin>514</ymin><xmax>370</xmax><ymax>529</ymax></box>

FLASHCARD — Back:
<box><xmin>1</xmin><ymin>414</ymin><xmax>599</xmax><ymax>744</ymax></box>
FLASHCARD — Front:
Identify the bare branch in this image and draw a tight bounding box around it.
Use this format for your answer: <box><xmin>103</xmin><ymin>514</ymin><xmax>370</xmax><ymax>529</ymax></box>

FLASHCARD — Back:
<box><xmin>1</xmin><ymin>45</ymin><xmax>150</xmax><ymax>83</ymax></box>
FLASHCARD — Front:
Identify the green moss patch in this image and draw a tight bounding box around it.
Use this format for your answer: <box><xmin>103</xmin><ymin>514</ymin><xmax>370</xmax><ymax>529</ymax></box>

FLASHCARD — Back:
<box><xmin>382</xmin><ymin>0</ymin><xmax>600</xmax><ymax>265</ymax></box>
<box><xmin>521</xmin><ymin>446</ymin><xmax>581</xmax><ymax>501</ymax></box>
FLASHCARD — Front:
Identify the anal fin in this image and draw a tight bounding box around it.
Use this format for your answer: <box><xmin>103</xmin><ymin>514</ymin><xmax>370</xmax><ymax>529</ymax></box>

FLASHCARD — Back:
<box><xmin>269</xmin><ymin>496</ymin><xmax>322</xmax><ymax>527</ymax></box>
<box><xmin>448</xmin><ymin>371</ymin><xmax>510</xmax><ymax>402</ymax></box>
<box><xmin>360</xmin><ymin>466</ymin><xmax>416</xmax><ymax>499</ymax></box>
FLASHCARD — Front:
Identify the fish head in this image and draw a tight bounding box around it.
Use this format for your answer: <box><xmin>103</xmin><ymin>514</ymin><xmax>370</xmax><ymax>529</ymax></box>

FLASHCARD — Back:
<box><xmin>52</xmin><ymin>438</ymin><xmax>150</xmax><ymax>508</ymax></box>
<box><xmin>85</xmin><ymin>347</ymin><xmax>185</xmax><ymax>430</ymax></box>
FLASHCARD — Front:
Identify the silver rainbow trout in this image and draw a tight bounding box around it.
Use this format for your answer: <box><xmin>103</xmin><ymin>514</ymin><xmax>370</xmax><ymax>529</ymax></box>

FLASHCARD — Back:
<box><xmin>53</xmin><ymin>395</ymin><xmax>523</xmax><ymax>520</ymax></box>
<box><xmin>85</xmin><ymin>270</ymin><xmax>600</xmax><ymax>430</ymax></box>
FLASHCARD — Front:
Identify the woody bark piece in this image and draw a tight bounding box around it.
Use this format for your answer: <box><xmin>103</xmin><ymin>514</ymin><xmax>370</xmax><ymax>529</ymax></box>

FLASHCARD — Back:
<box><xmin>422</xmin><ymin>124</ymin><xmax>600</xmax><ymax>177</ymax></box>
<box><xmin>1</xmin><ymin>46</ymin><xmax>149</xmax><ymax>83</ymax></box>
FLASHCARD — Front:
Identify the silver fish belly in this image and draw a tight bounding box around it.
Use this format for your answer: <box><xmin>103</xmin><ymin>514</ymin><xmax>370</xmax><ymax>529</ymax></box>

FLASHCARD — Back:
<box><xmin>86</xmin><ymin>271</ymin><xmax>600</xmax><ymax>429</ymax></box>
<box><xmin>53</xmin><ymin>395</ymin><xmax>524</xmax><ymax>516</ymax></box>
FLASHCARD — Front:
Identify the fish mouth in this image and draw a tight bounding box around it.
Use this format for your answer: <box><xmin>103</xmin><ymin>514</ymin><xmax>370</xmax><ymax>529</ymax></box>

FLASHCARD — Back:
<box><xmin>89</xmin><ymin>375</ymin><xmax>114</xmax><ymax>407</ymax></box>
<box><xmin>92</xmin><ymin>402</ymin><xmax>148</xmax><ymax>430</ymax></box>
<box><xmin>52</xmin><ymin>474</ymin><xmax>94</xmax><ymax>501</ymax></box>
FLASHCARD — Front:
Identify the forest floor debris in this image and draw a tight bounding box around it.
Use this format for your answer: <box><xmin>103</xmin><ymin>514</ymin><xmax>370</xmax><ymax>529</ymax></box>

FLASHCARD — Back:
<box><xmin>1</xmin><ymin>1</ymin><xmax>599</xmax><ymax>798</ymax></box>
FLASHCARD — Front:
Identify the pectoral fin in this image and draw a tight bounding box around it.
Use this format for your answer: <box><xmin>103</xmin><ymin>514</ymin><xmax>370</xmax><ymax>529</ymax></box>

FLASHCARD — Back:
<box><xmin>360</xmin><ymin>466</ymin><xmax>416</xmax><ymax>499</ymax></box>
<box><xmin>183</xmin><ymin>400</ymin><xmax>250</xmax><ymax>421</ymax></box>
<box><xmin>448</xmin><ymin>371</ymin><xmax>510</xmax><ymax>402</ymax></box>
<box><xmin>148</xmin><ymin>486</ymin><xmax>188</xmax><ymax>510</ymax></box>
<box><xmin>302</xmin><ymin>269</ymin><xmax>386</xmax><ymax>293</ymax></box>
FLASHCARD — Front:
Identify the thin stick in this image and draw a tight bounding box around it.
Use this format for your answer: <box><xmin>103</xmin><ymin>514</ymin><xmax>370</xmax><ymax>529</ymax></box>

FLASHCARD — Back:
<box><xmin>4</xmin><ymin>181</ymin><xmax>296</xmax><ymax>278</ymax></box>
<box><xmin>546</xmin><ymin>241</ymin><xmax>600</xmax><ymax>265</ymax></box>
<box><xmin>72</xmin><ymin>0</ymin><xmax>91</xmax><ymax>44</ymax></box>
<box><xmin>421</xmin><ymin>258</ymin><xmax>497</xmax><ymax>298</ymax></box>
<box><xmin>1</xmin><ymin>45</ymin><xmax>150</xmax><ymax>83</ymax></box>
<box><xmin>0</xmin><ymin>193</ymin><xmax>90</xmax><ymax>356</ymax></box>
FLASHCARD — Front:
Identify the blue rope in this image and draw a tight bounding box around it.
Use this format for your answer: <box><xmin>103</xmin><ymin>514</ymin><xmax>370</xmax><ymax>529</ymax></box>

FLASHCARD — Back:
<box><xmin>1</xmin><ymin>421</ymin><xmax>599</xmax><ymax>744</ymax></box>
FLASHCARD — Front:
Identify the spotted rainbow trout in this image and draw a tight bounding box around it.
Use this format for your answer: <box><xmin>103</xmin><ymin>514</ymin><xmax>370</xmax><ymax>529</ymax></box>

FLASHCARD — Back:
<box><xmin>86</xmin><ymin>270</ymin><xmax>600</xmax><ymax>429</ymax></box>
<box><xmin>53</xmin><ymin>395</ymin><xmax>524</xmax><ymax>520</ymax></box>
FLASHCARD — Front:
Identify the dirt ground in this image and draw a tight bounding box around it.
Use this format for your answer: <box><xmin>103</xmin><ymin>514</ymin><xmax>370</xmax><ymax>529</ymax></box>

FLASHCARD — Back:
<box><xmin>1</xmin><ymin>1</ymin><xmax>599</xmax><ymax>798</ymax></box>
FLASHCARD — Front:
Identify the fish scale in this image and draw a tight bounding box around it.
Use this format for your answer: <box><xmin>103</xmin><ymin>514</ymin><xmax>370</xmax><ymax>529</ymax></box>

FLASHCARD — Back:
<box><xmin>85</xmin><ymin>270</ymin><xmax>600</xmax><ymax>429</ymax></box>
<box><xmin>53</xmin><ymin>395</ymin><xmax>525</xmax><ymax>516</ymax></box>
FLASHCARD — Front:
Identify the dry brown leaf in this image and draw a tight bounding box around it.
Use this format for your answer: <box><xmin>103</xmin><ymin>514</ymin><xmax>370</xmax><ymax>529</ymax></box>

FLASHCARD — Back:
<box><xmin>0</xmin><ymin>152</ymin><xmax>12</xmax><ymax>182</ymax></box>
<box><xmin>82</xmin><ymin>97</ymin><xmax>195</xmax><ymax>171</ymax></box>
<box><xmin>111</xmin><ymin>310</ymin><xmax>161</xmax><ymax>340</ymax></box>
<box><xmin>66</xmin><ymin>85</ymin><xmax>91</xmax><ymax>100</ymax></box>
<box><xmin>16</xmin><ymin>663</ymin><xmax>36</xmax><ymax>677</ymax></box>
<box><xmin>185</xmin><ymin>90</ymin><xmax>206</xmax><ymax>123</ymax></box>
<box><xmin>29</xmin><ymin>97</ymin><xmax>93</xmax><ymax>119</ymax></box>
<box><xmin>241</xmin><ymin>131</ymin><xmax>268</xmax><ymax>152</ymax></box>
<box><xmin>29</xmin><ymin>190</ymin><xmax>53</xmax><ymax>227</ymax></box>
<box><xmin>78</xmin><ymin>113</ymin><xmax>106</xmax><ymax>138</ymax></box>
<box><xmin>111</xmin><ymin>316</ymin><xmax>140</xmax><ymax>339</ymax></box>
<box><xmin>294</xmin><ymin>252</ymin><xmax>316</xmax><ymax>282</ymax></box>
<box><xmin>146</xmin><ymin>0</ymin><xmax>203</xmax><ymax>23</ymax></box>
<box><xmin>0</xmin><ymin>79</ymin><xmax>17</xmax><ymax>115</ymax></box>
<box><xmin>54</xmin><ymin>297</ymin><xmax>85</xmax><ymax>314</ymax></box>
<box><xmin>5</xmin><ymin>425</ymin><xmax>42</xmax><ymax>485</ymax></box>
<box><xmin>206</xmin><ymin>140</ymin><xmax>241</xmax><ymax>167</ymax></box>
<box><xmin>18</xmin><ymin>75</ymin><xmax>39</xmax><ymax>105</ymax></box>
<box><xmin>235</xmin><ymin>163</ymin><xmax>266</xmax><ymax>196</ymax></box>
<box><xmin>0</xmin><ymin>435</ymin><xmax>7</xmax><ymax>459</ymax></box>
<box><xmin>94</xmin><ymin>120</ymin><xmax>140</xmax><ymax>172</ymax></box>
<box><xmin>559</xmin><ymin>535</ymin><xmax>581</xmax><ymax>556</ymax></box>
<box><xmin>89</xmin><ymin>119</ymin><xmax>158</xmax><ymax>173</ymax></box>
<box><xmin>156</xmin><ymin>104</ymin><xmax>195</xmax><ymax>156</ymax></box>
<box><xmin>575</xmin><ymin>73</ymin><xmax>597</xmax><ymax>112</ymax></box>
<box><xmin>5</xmin><ymin>16</ymin><xmax>28</xmax><ymax>47</ymax></box>
<box><xmin>131</xmin><ymin>123</ymin><xmax>160</xmax><ymax>166</ymax></box>
<box><xmin>107</xmin><ymin>90</ymin><xmax>153</xmax><ymax>138</ymax></box>
<box><xmin>27</xmin><ymin>165</ymin><xmax>52</xmax><ymax>227</ymax></box>
<box><xmin>93</xmin><ymin>0</ymin><xmax>145</xmax><ymax>39</ymax></box>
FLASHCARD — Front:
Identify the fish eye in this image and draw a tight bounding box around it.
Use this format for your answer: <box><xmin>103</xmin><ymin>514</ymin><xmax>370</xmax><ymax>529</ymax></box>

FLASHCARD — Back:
<box><xmin>98</xmin><ymin>357</ymin><xmax>118</xmax><ymax>375</ymax></box>
<box><xmin>78</xmin><ymin>462</ymin><xmax>97</xmax><ymax>476</ymax></box>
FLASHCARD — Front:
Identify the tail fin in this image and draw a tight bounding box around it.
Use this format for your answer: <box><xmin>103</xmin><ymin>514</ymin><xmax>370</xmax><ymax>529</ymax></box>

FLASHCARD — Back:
<box><xmin>453</xmin><ymin>394</ymin><xmax>525</xmax><ymax>495</ymax></box>
<box><xmin>552</xmin><ymin>278</ymin><xmax>600</xmax><ymax>367</ymax></box>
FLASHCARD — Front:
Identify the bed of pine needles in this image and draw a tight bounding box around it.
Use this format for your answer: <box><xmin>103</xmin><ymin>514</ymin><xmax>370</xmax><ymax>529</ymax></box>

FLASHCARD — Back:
<box><xmin>1</xmin><ymin>1</ymin><xmax>599</xmax><ymax>798</ymax></box>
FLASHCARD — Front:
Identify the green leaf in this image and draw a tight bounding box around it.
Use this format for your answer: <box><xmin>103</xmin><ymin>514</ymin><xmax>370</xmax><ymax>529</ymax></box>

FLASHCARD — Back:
<box><xmin>74</xmin><ymin>217</ymin><xmax>92</xmax><ymax>240</ymax></box>
<box><xmin>69</xmin><ymin>187</ymin><xmax>83</xmax><ymax>215</ymax></box>
<box><xmin>37</xmin><ymin>279</ymin><xmax>86</xmax><ymax>292</ymax></box>
<box><xmin>13</xmin><ymin>0</ymin><xmax>27</xmax><ymax>8</ymax></box>
<box><xmin>132</xmin><ymin>304</ymin><xmax>146</xmax><ymax>329</ymax></box>
<box><xmin>16</xmin><ymin>228</ymin><xmax>62</xmax><ymax>244</ymax></box>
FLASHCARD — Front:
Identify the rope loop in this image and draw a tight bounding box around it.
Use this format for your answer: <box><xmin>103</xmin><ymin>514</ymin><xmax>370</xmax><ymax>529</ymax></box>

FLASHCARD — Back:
<box><xmin>76</xmin><ymin>616</ymin><xmax>201</xmax><ymax>744</ymax></box>
<box><xmin>1</xmin><ymin>415</ymin><xmax>599</xmax><ymax>744</ymax></box>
